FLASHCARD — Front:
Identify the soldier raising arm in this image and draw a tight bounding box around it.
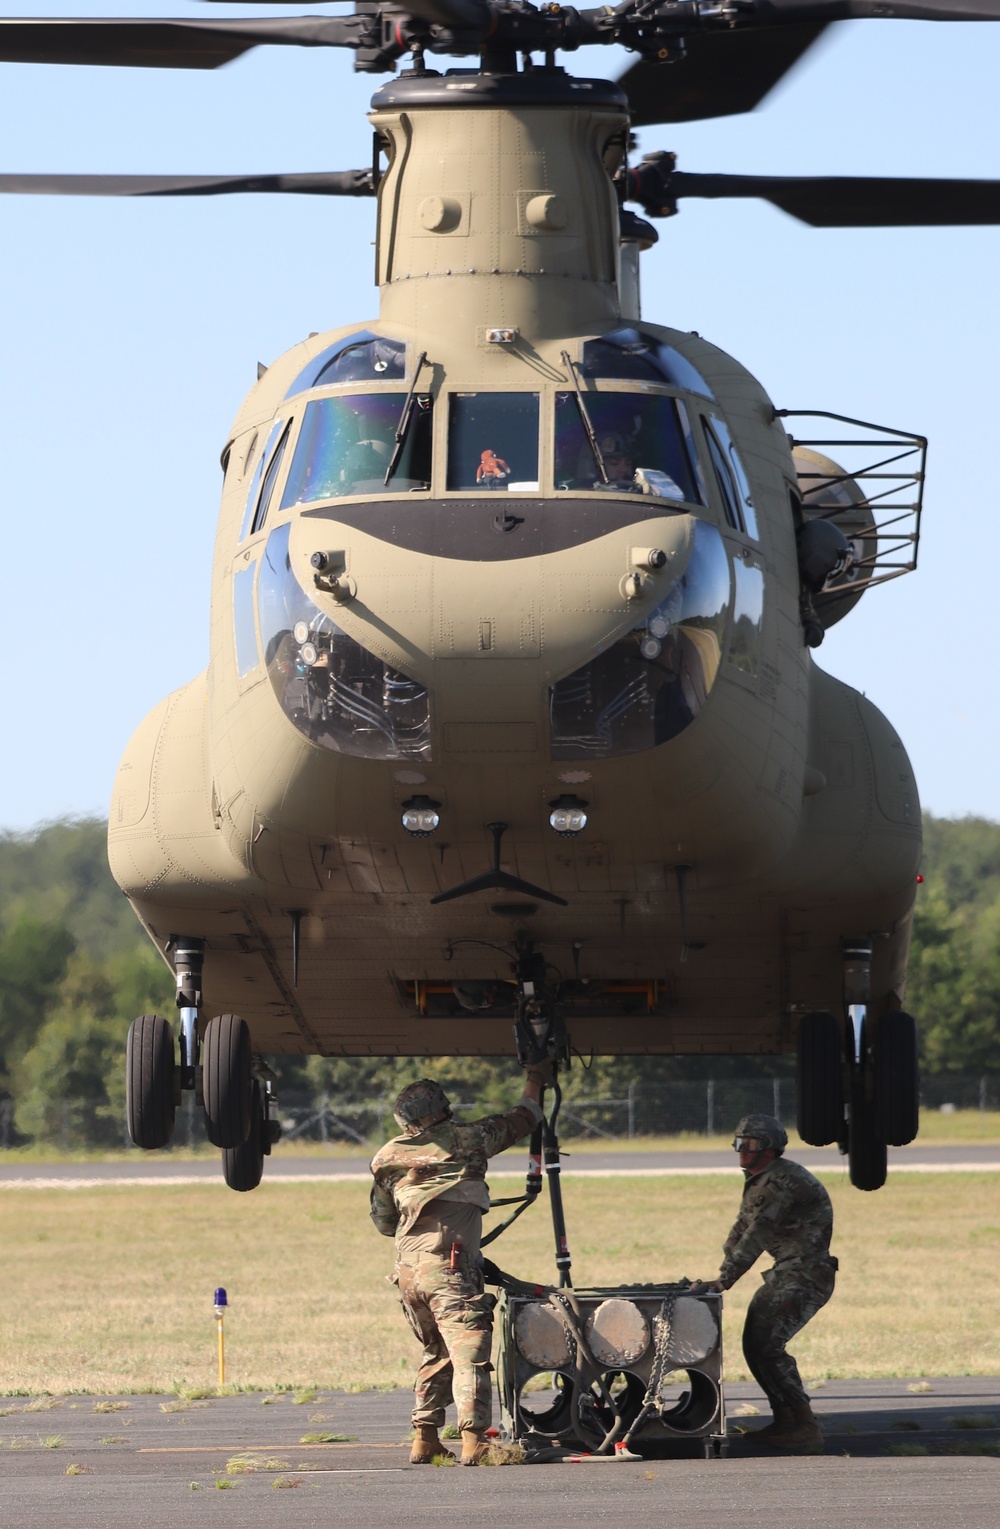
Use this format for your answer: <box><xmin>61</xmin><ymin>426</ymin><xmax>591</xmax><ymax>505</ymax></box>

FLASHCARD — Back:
<box><xmin>690</xmin><ymin>1114</ymin><xmax>838</xmax><ymax>1454</ymax></box>
<box><xmin>369</xmin><ymin>1063</ymin><xmax>551</xmax><ymax>1465</ymax></box>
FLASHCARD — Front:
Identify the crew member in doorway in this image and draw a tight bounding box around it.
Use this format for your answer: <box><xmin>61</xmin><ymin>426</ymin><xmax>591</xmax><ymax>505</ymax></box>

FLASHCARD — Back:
<box><xmin>690</xmin><ymin>1113</ymin><xmax>837</xmax><ymax>1454</ymax></box>
<box><xmin>369</xmin><ymin>1065</ymin><xmax>551</xmax><ymax>1465</ymax></box>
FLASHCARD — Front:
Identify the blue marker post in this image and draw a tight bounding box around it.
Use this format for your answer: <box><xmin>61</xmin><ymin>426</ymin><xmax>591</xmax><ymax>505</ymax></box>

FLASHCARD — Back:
<box><xmin>214</xmin><ymin>1288</ymin><xmax>228</xmax><ymax>1387</ymax></box>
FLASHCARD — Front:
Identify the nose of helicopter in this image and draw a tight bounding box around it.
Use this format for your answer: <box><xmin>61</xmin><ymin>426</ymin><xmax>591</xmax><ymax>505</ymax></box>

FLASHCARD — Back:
<box><xmin>287</xmin><ymin>507</ymin><xmax>696</xmax><ymax>686</ymax></box>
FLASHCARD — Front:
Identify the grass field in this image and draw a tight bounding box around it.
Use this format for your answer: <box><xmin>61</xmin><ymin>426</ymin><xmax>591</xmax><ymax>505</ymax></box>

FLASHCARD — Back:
<box><xmin>2</xmin><ymin>1168</ymin><xmax>999</xmax><ymax>1396</ymax></box>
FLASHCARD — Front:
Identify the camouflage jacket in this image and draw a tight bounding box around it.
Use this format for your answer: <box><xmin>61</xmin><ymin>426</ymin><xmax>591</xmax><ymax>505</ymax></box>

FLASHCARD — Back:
<box><xmin>717</xmin><ymin>1156</ymin><xmax>834</xmax><ymax>1290</ymax></box>
<box><xmin>369</xmin><ymin>1096</ymin><xmax>542</xmax><ymax>1239</ymax></box>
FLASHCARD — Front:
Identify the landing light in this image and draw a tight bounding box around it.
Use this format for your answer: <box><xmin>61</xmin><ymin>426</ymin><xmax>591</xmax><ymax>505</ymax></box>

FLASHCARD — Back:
<box><xmin>401</xmin><ymin>795</ymin><xmax>441</xmax><ymax>837</ymax></box>
<box><xmin>548</xmin><ymin>795</ymin><xmax>588</xmax><ymax>837</ymax></box>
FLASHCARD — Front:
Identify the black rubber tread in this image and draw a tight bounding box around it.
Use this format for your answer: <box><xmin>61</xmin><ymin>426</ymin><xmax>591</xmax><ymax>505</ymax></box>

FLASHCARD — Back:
<box><xmin>222</xmin><ymin>1079</ymin><xmax>265</xmax><ymax>1192</ymax></box>
<box><xmin>796</xmin><ymin>1010</ymin><xmax>843</xmax><ymax>1146</ymax></box>
<box><xmin>847</xmin><ymin>1061</ymin><xmax>887</xmax><ymax>1191</ymax></box>
<box><xmin>202</xmin><ymin>1013</ymin><xmax>252</xmax><ymax>1149</ymax></box>
<box><xmin>126</xmin><ymin>1013</ymin><xmax>176</xmax><ymax>1150</ymax></box>
<box><xmin>873</xmin><ymin>1011</ymin><xmax>920</xmax><ymax>1146</ymax></box>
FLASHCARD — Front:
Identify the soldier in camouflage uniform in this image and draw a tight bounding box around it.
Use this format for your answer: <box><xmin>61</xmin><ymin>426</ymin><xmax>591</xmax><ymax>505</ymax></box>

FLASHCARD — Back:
<box><xmin>370</xmin><ymin>1066</ymin><xmax>549</xmax><ymax>1465</ymax></box>
<box><xmin>691</xmin><ymin>1113</ymin><xmax>837</xmax><ymax>1453</ymax></box>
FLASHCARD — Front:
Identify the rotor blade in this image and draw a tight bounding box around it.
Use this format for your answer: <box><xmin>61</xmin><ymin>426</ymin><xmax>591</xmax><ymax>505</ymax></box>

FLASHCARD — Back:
<box><xmin>0</xmin><ymin>17</ymin><xmax>359</xmax><ymax>70</ymax></box>
<box><xmin>620</xmin><ymin>22</ymin><xmax>829</xmax><ymax>125</ymax></box>
<box><xmin>749</xmin><ymin>0</ymin><xmax>1000</xmax><ymax>20</ymax></box>
<box><xmin>670</xmin><ymin>171</ymin><xmax>1000</xmax><ymax>225</ymax></box>
<box><xmin>0</xmin><ymin>170</ymin><xmax>373</xmax><ymax>197</ymax></box>
<box><xmin>195</xmin><ymin>0</ymin><xmax>493</xmax><ymax>19</ymax></box>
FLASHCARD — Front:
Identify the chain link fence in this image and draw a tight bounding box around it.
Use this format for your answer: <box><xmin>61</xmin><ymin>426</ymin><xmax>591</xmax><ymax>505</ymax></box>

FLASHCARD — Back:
<box><xmin>3</xmin><ymin>1075</ymin><xmax>998</xmax><ymax>1152</ymax></box>
<box><xmin>270</xmin><ymin>1073</ymin><xmax>1000</xmax><ymax>1148</ymax></box>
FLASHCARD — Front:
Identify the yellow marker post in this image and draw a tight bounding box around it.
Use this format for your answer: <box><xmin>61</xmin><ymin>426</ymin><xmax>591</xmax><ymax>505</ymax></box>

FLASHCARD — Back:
<box><xmin>214</xmin><ymin>1287</ymin><xmax>227</xmax><ymax>1387</ymax></box>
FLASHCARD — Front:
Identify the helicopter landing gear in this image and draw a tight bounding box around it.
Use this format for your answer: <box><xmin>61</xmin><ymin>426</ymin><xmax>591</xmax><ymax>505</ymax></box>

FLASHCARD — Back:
<box><xmin>125</xmin><ymin>1012</ymin><xmax>177</xmax><ymax>1149</ymax></box>
<box><xmin>844</xmin><ymin>1007</ymin><xmax>887</xmax><ymax>1191</ymax></box>
<box><xmin>222</xmin><ymin>1072</ymin><xmax>282</xmax><ymax>1191</ymax></box>
<box><xmin>172</xmin><ymin>936</ymin><xmax>253</xmax><ymax>1150</ymax></box>
<box><xmin>795</xmin><ymin>1011</ymin><xmax>842</xmax><ymax>1146</ymax></box>
<box><xmin>202</xmin><ymin>1012</ymin><xmax>253</xmax><ymax>1149</ymax></box>
<box><xmin>873</xmin><ymin>1010</ymin><xmax>919</xmax><ymax>1146</ymax></box>
<box><xmin>838</xmin><ymin>941</ymin><xmax>886</xmax><ymax>1189</ymax></box>
<box><xmin>126</xmin><ymin>938</ymin><xmax>279</xmax><ymax>1180</ymax></box>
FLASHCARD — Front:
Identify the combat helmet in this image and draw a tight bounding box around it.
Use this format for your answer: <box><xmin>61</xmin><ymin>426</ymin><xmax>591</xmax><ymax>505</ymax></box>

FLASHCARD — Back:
<box><xmin>393</xmin><ymin>1079</ymin><xmax>452</xmax><ymax>1132</ymax></box>
<box><xmin>733</xmin><ymin>1113</ymin><xmax>788</xmax><ymax>1154</ymax></box>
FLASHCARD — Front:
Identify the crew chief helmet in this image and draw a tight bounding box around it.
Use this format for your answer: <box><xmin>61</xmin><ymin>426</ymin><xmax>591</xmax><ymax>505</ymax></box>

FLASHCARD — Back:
<box><xmin>393</xmin><ymin>1079</ymin><xmax>452</xmax><ymax>1132</ymax></box>
<box><xmin>733</xmin><ymin>1113</ymin><xmax>788</xmax><ymax>1154</ymax></box>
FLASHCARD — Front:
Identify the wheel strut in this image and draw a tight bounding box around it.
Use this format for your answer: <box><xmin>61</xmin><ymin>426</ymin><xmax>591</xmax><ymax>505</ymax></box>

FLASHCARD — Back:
<box><xmin>172</xmin><ymin>936</ymin><xmax>205</xmax><ymax>1097</ymax></box>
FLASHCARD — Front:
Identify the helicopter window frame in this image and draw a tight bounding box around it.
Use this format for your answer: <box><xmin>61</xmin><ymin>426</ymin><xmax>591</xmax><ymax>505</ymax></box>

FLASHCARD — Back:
<box><xmin>232</xmin><ymin>558</ymin><xmax>261</xmax><ymax>680</ymax></box>
<box><xmin>283</xmin><ymin>330</ymin><xmax>408</xmax><ymax>399</ymax></box>
<box><xmin>442</xmin><ymin>387</ymin><xmax>543</xmax><ymax>496</ymax></box>
<box><xmin>250</xmin><ymin>419</ymin><xmax>294</xmax><ymax>537</ymax></box>
<box><xmin>579</xmin><ymin>328</ymin><xmax>717</xmax><ymax>400</ymax></box>
<box><xmin>702</xmin><ymin>415</ymin><xmax>760</xmax><ymax>541</ymax></box>
<box><xmin>550</xmin><ymin>381</ymin><xmax>705</xmax><ymax>506</ymax></box>
<box><xmin>239</xmin><ymin>417</ymin><xmax>289</xmax><ymax>543</ymax></box>
<box><xmin>276</xmin><ymin>387</ymin><xmax>435</xmax><ymax>508</ymax></box>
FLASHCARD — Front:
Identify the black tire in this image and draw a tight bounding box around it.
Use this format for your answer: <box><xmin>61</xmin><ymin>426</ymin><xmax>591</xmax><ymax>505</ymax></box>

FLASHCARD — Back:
<box><xmin>847</xmin><ymin>1058</ymin><xmax>887</xmax><ymax>1191</ymax></box>
<box><xmin>796</xmin><ymin>1011</ymin><xmax>843</xmax><ymax>1146</ymax></box>
<box><xmin>203</xmin><ymin>1013</ymin><xmax>252</xmax><ymax>1149</ymax></box>
<box><xmin>126</xmin><ymin>1013</ymin><xmax>176</xmax><ymax>1150</ymax></box>
<box><xmin>873</xmin><ymin>1011</ymin><xmax>919</xmax><ymax>1146</ymax></box>
<box><xmin>222</xmin><ymin>1079</ymin><xmax>265</xmax><ymax>1192</ymax></box>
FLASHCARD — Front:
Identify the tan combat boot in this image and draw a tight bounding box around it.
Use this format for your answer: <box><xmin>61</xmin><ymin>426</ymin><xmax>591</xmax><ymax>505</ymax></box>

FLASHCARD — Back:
<box><xmin>761</xmin><ymin>1403</ymin><xmax>823</xmax><ymax>1454</ymax></box>
<box><xmin>409</xmin><ymin>1424</ymin><xmax>455</xmax><ymax>1464</ymax></box>
<box><xmin>460</xmin><ymin>1429</ymin><xmax>490</xmax><ymax>1466</ymax></box>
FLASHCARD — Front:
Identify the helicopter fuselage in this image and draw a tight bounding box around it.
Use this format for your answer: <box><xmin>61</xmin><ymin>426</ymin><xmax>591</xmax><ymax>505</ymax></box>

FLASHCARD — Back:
<box><xmin>108</xmin><ymin>72</ymin><xmax>920</xmax><ymax>1061</ymax></box>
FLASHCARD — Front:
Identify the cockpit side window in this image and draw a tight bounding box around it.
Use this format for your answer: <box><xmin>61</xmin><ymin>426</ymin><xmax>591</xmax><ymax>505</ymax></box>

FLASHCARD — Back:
<box><xmin>554</xmin><ymin>392</ymin><xmax>701</xmax><ymax>503</ymax></box>
<box><xmin>446</xmin><ymin>393</ymin><xmax>540</xmax><ymax>492</ymax></box>
<box><xmin>280</xmin><ymin>393</ymin><xmax>432</xmax><ymax>507</ymax></box>
<box><xmin>239</xmin><ymin>418</ymin><xmax>286</xmax><ymax>541</ymax></box>
<box><xmin>704</xmin><ymin>417</ymin><xmax>760</xmax><ymax>539</ymax></box>
<box><xmin>251</xmin><ymin>421</ymin><xmax>292</xmax><ymax>536</ymax></box>
<box><xmin>704</xmin><ymin>422</ymin><xmax>743</xmax><ymax>531</ymax></box>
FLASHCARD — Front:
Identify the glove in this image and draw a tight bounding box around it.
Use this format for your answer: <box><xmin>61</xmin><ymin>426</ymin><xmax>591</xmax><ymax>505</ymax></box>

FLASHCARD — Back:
<box><xmin>686</xmin><ymin>1280</ymin><xmax>723</xmax><ymax>1297</ymax></box>
<box><xmin>525</xmin><ymin>1057</ymin><xmax>556</xmax><ymax>1087</ymax></box>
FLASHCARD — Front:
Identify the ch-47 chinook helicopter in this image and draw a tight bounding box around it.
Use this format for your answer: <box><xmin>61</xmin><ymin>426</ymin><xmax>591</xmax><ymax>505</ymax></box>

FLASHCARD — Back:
<box><xmin>6</xmin><ymin>0</ymin><xmax>1000</xmax><ymax>1200</ymax></box>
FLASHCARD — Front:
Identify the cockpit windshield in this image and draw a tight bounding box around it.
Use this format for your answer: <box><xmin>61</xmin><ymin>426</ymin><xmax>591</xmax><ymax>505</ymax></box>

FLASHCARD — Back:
<box><xmin>279</xmin><ymin>393</ymin><xmax>432</xmax><ymax>507</ymax></box>
<box><xmin>447</xmin><ymin>393</ymin><xmax>540</xmax><ymax>491</ymax></box>
<box><xmin>554</xmin><ymin>392</ymin><xmax>701</xmax><ymax>503</ymax></box>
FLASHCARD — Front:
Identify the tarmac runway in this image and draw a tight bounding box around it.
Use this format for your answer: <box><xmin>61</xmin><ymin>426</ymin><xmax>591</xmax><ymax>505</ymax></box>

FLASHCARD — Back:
<box><xmin>3</xmin><ymin>1380</ymin><xmax>998</xmax><ymax>1528</ymax></box>
<box><xmin>1</xmin><ymin>1142</ymin><xmax>996</xmax><ymax>1187</ymax></box>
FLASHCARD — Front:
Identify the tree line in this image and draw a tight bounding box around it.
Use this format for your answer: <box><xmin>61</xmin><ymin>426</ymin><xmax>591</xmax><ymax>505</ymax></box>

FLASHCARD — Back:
<box><xmin>1</xmin><ymin>815</ymin><xmax>997</xmax><ymax>1148</ymax></box>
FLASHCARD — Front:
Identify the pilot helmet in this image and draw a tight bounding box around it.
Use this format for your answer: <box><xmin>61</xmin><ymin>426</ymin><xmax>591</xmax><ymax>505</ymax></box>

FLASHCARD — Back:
<box><xmin>733</xmin><ymin>1113</ymin><xmax>788</xmax><ymax>1154</ymax></box>
<box><xmin>393</xmin><ymin>1079</ymin><xmax>452</xmax><ymax>1132</ymax></box>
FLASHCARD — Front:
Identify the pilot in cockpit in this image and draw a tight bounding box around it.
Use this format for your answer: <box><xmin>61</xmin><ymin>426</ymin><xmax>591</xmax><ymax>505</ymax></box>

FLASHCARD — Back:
<box><xmin>597</xmin><ymin>434</ymin><xmax>637</xmax><ymax>489</ymax></box>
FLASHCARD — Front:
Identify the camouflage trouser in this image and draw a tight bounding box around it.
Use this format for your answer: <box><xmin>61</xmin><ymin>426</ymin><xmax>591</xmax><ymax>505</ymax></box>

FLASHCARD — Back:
<box><xmin>742</xmin><ymin>1262</ymin><xmax>837</xmax><ymax>1413</ymax></box>
<box><xmin>394</xmin><ymin>1254</ymin><xmax>496</xmax><ymax>1432</ymax></box>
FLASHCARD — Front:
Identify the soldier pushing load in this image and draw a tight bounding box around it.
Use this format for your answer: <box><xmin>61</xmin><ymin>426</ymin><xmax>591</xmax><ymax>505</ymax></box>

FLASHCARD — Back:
<box><xmin>691</xmin><ymin>1113</ymin><xmax>837</xmax><ymax>1454</ymax></box>
<box><xmin>369</xmin><ymin>1063</ymin><xmax>552</xmax><ymax>1465</ymax></box>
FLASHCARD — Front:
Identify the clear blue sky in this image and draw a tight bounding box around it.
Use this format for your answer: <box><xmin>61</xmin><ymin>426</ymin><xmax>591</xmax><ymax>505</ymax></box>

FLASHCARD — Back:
<box><xmin>1</xmin><ymin>3</ymin><xmax>998</xmax><ymax>831</ymax></box>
